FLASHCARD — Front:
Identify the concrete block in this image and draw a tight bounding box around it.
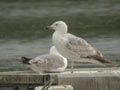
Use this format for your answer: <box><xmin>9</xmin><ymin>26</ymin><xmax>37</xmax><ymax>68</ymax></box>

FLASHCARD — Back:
<box><xmin>35</xmin><ymin>85</ymin><xmax>73</xmax><ymax>90</ymax></box>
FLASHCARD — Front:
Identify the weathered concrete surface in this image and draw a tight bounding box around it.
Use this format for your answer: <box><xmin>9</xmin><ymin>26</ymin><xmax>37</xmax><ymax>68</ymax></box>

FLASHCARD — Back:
<box><xmin>35</xmin><ymin>85</ymin><xmax>73</xmax><ymax>90</ymax></box>
<box><xmin>0</xmin><ymin>67</ymin><xmax>120</xmax><ymax>90</ymax></box>
<box><xmin>57</xmin><ymin>67</ymin><xmax>120</xmax><ymax>90</ymax></box>
<box><xmin>0</xmin><ymin>71</ymin><xmax>58</xmax><ymax>85</ymax></box>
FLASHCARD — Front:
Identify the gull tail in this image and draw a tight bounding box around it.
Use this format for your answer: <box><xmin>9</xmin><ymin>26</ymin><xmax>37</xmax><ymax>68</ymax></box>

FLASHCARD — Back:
<box><xmin>21</xmin><ymin>57</ymin><xmax>31</xmax><ymax>65</ymax></box>
<box><xmin>97</xmin><ymin>58</ymin><xmax>117</xmax><ymax>66</ymax></box>
<box><xmin>87</xmin><ymin>56</ymin><xmax>118</xmax><ymax>67</ymax></box>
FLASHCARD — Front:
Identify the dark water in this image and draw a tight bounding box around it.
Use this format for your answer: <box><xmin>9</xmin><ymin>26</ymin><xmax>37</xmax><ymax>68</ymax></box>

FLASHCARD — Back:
<box><xmin>0</xmin><ymin>0</ymin><xmax>120</xmax><ymax>71</ymax></box>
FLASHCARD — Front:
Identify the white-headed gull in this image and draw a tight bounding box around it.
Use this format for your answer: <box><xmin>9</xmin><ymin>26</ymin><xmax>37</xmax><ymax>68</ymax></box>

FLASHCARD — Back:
<box><xmin>21</xmin><ymin>46</ymin><xmax>68</xmax><ymax>73</ymax></box>
<box><xmin>47</xmin><ymin>21</ymin><xmax>116</xmax><ymax>73</ymax></box>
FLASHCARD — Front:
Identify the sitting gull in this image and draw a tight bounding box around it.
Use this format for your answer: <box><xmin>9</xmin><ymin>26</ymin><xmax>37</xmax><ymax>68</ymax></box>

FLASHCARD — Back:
<box><xmin>21</xmin><ymin>46</ymin><xmax>68</xmax><ymax>73</ymax></box>
<box><xmin>47</xmin><ymin>21</ymin><xmax>116</xmax><ymax>73</ymax></box>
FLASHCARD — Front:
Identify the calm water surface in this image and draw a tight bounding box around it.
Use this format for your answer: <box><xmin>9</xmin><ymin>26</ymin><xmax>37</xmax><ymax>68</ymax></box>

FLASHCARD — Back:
<box><xmin>0</xmin><ymin>0</ymin><xmax>120</xmax><ymax>71</ymax></box>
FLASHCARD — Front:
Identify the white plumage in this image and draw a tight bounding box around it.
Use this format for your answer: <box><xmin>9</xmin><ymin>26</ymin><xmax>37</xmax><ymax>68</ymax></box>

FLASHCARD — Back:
<box><xmin>22</xmin><ymin>46</ymin><xmax>67</xmax><ymax>73</ymax></box>
<box><xmin>47</xmin><ymin>21</ymin><xmax>114</xmax><ymax>73</ymax></box>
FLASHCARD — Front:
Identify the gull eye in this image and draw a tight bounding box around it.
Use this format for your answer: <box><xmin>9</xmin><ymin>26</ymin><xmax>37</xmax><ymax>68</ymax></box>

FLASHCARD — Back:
<box><xmin>55</xmin><ymin>24</ymin><xmax>58</xmax><ymax>26</ymax></box>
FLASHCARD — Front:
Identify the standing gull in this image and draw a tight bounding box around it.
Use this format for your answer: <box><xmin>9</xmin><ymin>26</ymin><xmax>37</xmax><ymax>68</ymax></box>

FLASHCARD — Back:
<box><xmin>21</xmin><ymin>46</ymin><xmax>67</xmax><ymax>73</ymax></box>
<box><xmin>47</xmin><ymin>21</ymin><xmax>116</xmax><ymax>73</ymax></box>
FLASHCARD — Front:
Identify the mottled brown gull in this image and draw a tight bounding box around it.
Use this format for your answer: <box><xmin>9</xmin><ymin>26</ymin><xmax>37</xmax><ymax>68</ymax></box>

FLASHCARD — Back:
<box><xmin>47</xmin><ymin>21</ymin><xmax>116</xmax><ymax>73</ymax></box>
<box><xmin>21</xmin><ymin>46</ymin><xmax>67</xmax><ymax>73</ymax></box>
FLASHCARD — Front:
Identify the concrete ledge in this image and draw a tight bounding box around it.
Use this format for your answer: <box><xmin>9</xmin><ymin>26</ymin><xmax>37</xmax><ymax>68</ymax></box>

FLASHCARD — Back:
<box><xmin>0</xmin><ymin>72</ymin><xmax>58</xmax><ymax>85</ymax></box>
<box><xmin>35</xmin><ymin>85</ymin><xmax>73</xmax><ymax>90</ymax></box>
<box><xmin>0</xmin><ymin>67</ymin><xmax>120</xmax><ymax>90</ymax></box>
<box><xmin>57</xmin><ymin>68</ymin><xmax>120</xmax><ymax>90</ymax></box>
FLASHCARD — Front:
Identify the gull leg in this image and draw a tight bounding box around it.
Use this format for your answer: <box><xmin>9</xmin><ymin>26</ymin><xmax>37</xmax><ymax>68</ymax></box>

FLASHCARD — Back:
<box><xmin>71</xmin><ymin>60</ymin><xmax>74</xmax><ymax>73</ymax></box>
<box><xmin>41</xmin><ymin>79</ymin><xmax>54</xmax><ymax>90</ymax></box>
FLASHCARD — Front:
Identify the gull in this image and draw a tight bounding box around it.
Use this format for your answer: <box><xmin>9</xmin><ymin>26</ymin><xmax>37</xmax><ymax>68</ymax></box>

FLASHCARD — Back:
<box><xmin>47</xmin><ymin>21</ymin><xmax>116</xmax><ymax>73</ymax></box>
<box><xmin>21</xmin><ymin>46</ymin><xmax>68</xmax><ymax>73</ymax></box>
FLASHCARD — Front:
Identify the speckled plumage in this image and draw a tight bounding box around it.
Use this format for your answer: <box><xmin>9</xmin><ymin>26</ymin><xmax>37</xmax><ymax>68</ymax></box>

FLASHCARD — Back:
<box><xmin>22</xmin><ymin>46</ymin><xmax>68</xmax><ymax>73</ymax></box>
<box><xmin>50</xmin><ymin>21</ymin><xmax>114</xmax><ymax>67</ymax></box>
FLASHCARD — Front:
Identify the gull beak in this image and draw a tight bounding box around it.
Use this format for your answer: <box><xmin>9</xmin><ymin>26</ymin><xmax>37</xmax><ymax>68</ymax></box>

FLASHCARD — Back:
<box><xmin>46</xmin><ymin>26</ymin><xmax>54</xmax><ymax>30</ymax></box>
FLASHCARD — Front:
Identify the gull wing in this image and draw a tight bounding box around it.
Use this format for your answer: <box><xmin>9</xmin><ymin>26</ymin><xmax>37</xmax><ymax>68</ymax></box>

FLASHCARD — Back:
<box><xmin>29</xmin><ymin>54</ymin><xmax>65</xmax><ymax>70</ymax></box>
<box><xmin>65</xmin><ymin>34</ymin><xmax>116</xmax><ymax>65</ymax></box>
<box><xmin>65</xmin><ymin>33</ymin><xmax>103</xmax><ymax>58</ymax></box>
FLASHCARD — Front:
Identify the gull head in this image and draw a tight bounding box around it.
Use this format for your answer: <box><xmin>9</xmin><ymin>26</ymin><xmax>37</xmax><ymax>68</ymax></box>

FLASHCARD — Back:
<box><xmin>50</xmin><ymin>46</ymin><xmax>60</xmax><ymax>55</ymax></box>
<box><xmin>50</xmin><ymin>46</ymin><xmax>67</xmax><ymax>61</ymax></box>
<box><xmin>47</xmin><ymin>21</ymin><xmax>68</xmax><ymax>33</ymax></box>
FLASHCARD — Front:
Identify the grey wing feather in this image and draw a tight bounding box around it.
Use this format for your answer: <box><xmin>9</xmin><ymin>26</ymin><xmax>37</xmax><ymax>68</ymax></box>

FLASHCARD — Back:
<box><xmin>29</xmin><ymin>54</ymin><xmax>65</xmax><ymax>69</ymax></box>
<box><xmin>65</xmin><ymin>33</ymin><xmax>103</xmax><ymax>57</ymax></box>
<box><xmin>65</xmin><ymin>34</ymin><xmax>117</xmax><ymax>65</ymax></box>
